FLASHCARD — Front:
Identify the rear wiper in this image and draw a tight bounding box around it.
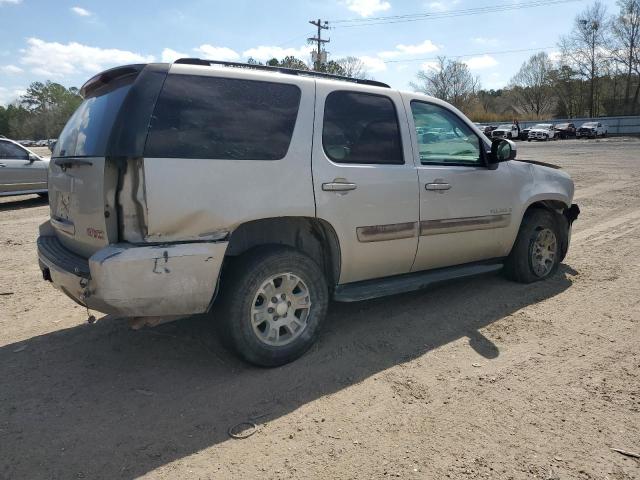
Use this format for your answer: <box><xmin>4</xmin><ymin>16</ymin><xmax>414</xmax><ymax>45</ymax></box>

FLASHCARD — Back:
<box><xmin>54</xmin><ymin>158</ymin><xmax>94</xmax><ymax>170</ymax></box>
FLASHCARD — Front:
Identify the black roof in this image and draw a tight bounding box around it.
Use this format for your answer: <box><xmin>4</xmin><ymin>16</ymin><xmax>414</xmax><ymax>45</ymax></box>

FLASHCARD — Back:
<box><xmin>174</xmin><ymin>58</ymin><xmax>390</xmax><ymax>89</ymax></box>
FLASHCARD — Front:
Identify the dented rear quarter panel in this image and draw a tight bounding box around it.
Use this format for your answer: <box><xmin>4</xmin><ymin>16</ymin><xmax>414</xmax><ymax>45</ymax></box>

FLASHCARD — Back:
<box><xmin>141</xmin><ymin>67</ymin><xmax>317</xmax><ymax>243</ymax></box>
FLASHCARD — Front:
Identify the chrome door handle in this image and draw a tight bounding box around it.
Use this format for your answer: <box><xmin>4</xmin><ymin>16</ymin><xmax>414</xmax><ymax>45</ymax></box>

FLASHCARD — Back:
<box><xmin>425</xmin><ymin>182</ymin><xmax>451</xmax><ymax>191</ymax></box>
<box><xmin>322</xmin><ymin>181</ymin><xmax>357</xmax><ymax>192</ymax></box>
<box><xmin>0</xmin><ymin>163</ymin><xmax>6</xmax><ymax>167</ymax></box>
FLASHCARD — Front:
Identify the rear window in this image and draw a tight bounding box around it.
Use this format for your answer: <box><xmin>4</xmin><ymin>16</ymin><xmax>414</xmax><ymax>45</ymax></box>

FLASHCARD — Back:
<box><xmin>53</xmin><ymin>80</ymin><xmax>132</xmax><ymax>158</ymax></box>
<box><xmin>144</xmin><ymin>75</ymin><xmax>301</xmax><ymax>160</ymax></box>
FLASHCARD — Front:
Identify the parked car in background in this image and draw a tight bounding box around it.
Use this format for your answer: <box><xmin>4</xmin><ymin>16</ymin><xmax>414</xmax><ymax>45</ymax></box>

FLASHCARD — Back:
<box><xmin>518</xmin><ymin>126</ymin><xmax>531</xmax><ymax>140</ymax></box>
<box><xmin>576</xmin><ymin>121</ymin><xmax>607</xmax><ymax>138</ymax></box>
<box><xmin>484</xmin><ymin>125</ymin><xmax>498</xmax><ymax>137</ymax></box>
<box><xmin>37</xmin><ymin>60</ymin><xmax>579</xmax><ymax>366</ymax></box>
<box><xmin>491</xmin><ymin>123</ymin><xmax>519</xmax><ymax>140</ymax></box>
<box><xmin>0</xmin><ymin>137</ymin><xmax>49</xmax><ymax>197</ymax></box>
<box><xmin>554</xmin><ymin>122</ymin><xmax>576</xmax><ymax>139</ymax></box>
<box><xmin>528</xmin><ymin>123</ymin><xmax>556</xmax><ymax>141</ymax></box>
<box><xmin>48</xmin><ymin>139</ymin><xmax>58</xmax><ymax>152</ymax></box>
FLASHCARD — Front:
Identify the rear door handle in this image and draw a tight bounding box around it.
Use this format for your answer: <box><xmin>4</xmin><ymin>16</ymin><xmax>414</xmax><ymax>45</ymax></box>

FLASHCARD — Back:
<box><xmin>322</xmin><ymin>181</ymin><xmax>357</xmax><ymax>192</ymax></box>
<box><xmin>425</xmin><ymin>182</ymin><xmax>451</xmax><ymax>191</ymax></box>
<box><xmin>0</xmin><ymin>163</ymin><xmax>6</xmax><ymax>167</ymax></box>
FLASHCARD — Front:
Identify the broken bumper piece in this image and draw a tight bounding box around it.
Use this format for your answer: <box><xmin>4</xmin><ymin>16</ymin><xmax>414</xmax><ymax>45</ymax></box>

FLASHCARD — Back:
<box><xmin>37</xmin><ymin>229</ymin><xmax>227</xmax><ymax>317</ymax></box>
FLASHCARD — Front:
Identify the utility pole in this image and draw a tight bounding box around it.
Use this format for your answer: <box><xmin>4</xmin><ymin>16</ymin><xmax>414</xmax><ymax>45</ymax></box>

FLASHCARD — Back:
<box><xmin>308</xmin><ymin>19</ymin><xmax>329</xmax><ymax>71</ymax></box>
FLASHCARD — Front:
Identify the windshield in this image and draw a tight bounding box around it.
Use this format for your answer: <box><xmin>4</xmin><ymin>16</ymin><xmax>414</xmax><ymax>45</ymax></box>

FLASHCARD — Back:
<box><xmin>498</xmin><ymin>124</ymin><xmax>512</xmax><ymax>129</ymax></box>
<box><xmin>532</xmin><ymin>124</ymin><xmax>551</xmax><ymax>129</ymax></box>
<box><xmin>582</xmin><ymin>122</ymin><xmax>597</xmax><ymax>127</ymax></box>
<box><xmin>53</xmin><ymin>83</ymin><xmax>132</xmax><ymax>158</ymax></box>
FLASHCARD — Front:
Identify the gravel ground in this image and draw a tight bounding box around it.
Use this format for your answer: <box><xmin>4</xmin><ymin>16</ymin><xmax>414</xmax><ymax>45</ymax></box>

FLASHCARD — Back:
<box><xmin>1</xmin><ymin>138</ymin><xmax>639</xmax><ymax>480</ymax></box>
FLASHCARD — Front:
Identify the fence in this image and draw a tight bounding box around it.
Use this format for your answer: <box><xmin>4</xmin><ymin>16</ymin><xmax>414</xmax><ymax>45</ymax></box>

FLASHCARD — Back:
<box><xmin>517</xmin><ymin>115</ymin><xmax>640</xmax><ymax>135</ymax></box>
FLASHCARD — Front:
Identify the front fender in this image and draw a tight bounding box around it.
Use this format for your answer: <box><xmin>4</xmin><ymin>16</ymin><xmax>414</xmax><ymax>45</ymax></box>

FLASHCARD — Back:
<box><xmin>504</xmin><ymin>161</ymin><xmax>575</xmax><ymax>254</ymax></box>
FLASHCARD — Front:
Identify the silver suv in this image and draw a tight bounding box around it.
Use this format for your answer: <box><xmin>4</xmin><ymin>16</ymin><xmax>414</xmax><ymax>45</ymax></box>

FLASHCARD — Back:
<box><xmin>37</xmin><ymin>60</ymin><xmax>579</xmax><ymax>366</ymax></box>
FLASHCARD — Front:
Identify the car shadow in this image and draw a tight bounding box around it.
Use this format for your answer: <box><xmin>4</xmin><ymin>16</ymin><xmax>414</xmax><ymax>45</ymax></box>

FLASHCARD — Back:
<box><xmin>0</xmin><ymin>194</ymin><xmax>48</xmax><ymax>212</ymax></box>
<box><xmin>0</xmin><ymin>266</ymin><xmax>575</xmax><ymax>479</ymax></box>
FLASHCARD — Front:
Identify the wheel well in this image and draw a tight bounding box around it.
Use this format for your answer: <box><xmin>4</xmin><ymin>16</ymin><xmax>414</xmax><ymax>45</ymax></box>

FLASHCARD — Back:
<box><xmin>224</xmin><ymin>217</ymin><xmax>341</xmax><ymax>289</ymax></box>
<box><xmin>525</xmin><ymin>200</ymin><xmax>567</xmax><ymax>216</ymax></box>
<box><xmin>522</xmin><ymin>200</ymin><xmax>570</xmax><ymax>260</ymax></box>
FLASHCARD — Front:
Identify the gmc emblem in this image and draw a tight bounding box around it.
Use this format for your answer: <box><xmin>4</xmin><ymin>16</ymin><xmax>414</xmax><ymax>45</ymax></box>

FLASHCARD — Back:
<box><xmin>86</xmin><ymin>228</ymin><xmax>104</xmax><ymax>240</ymax></box>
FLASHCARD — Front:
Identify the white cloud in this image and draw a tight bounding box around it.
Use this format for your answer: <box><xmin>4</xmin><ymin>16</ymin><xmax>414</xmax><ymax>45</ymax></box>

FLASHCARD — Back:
<box><xmin>359</xmin><ymin>55</ymin><xmax>387</xmax><ymax>72</ymax></box>
<box><xmin>241</xmin><ymin>45</ymin><xmax>310</xmax><ymax>62</ymax></box>
<box><xmin>427</xmin><ymin>0</ymin><xmax>459</xmax><ymax>12</ymax></box>
<box><xmin>472</xmin><ymin>37</ymin><xmax>499</xmax><ymax>46</ymax></box>
<box><xmin>194</xmin><ymin>44</ymin><xmax>240</xmax><ymax>61</ymax></box>
<box><xmin>342</xmin><ymin>0</ymin><xmax>391</xmax><ymax>17</ymax></box>
<box><xmin>161</xmin><ymin>48</ymin><xmax>189</xmax><ymax>62</ymax></box>
<box><xmin>0</xmin><ymin>0</ymin><xmax>22</xmax><ymax>4</ymax></box>
<box><xmin>548</xmin><ymin>50</ymin><xmax>562</xmax><ymax>62</ymax></box>
<box><xmin>464</xmin><ymin>54</ymin><xmax>498</xmax><ymax>70</ymax></box>
<box><xmin>0</xmin><ymin>64</ymin><xmax>23</xmax><ymax>74</ymax></box>
<box><xmin>0</xmin><ymin>86</ymin><xmax>25</xmax><ymax>106</ymax></box>
<box><xmin>70</xmin><ymin>6</ymin><xmax>91</xmax><ymax>16</ymax></box>
<box><xmin>379</xmin><ymin>40</ymin><xmax>439</xmax><ymax>59</ymax></box>
<box><xmin>21</xmin><ymin>38</ymin><xmax>155</xmax><ymax>77</ymax></box>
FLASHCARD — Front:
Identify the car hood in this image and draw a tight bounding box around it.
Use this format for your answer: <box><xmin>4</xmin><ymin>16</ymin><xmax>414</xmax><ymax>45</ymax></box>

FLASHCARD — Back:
<box><xmin>528</xmin><ymin>128</ymin><xmax>549</xmax><ymax>133</ymax></box>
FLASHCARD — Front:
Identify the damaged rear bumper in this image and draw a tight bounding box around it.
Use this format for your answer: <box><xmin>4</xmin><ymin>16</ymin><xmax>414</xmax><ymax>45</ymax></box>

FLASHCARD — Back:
<box><xmin>37</xmin><ymin>221</ymin><xmax>227</xmax><ymax>317</ymax></box>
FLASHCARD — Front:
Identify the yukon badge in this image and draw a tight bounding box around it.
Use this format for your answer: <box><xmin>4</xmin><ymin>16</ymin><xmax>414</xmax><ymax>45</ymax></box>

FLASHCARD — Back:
<box><xmin>86</xmin><ymin>227</ymin><xmax>104</xmax><ymax>240</ymax></box>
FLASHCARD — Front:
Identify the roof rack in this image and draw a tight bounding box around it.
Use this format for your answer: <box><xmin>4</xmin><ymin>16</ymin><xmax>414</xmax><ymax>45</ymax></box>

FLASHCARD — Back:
<box><xmin>174</xmin><ymin>58</ymin><xmax>390</xmax><ymax>89</ymax></box>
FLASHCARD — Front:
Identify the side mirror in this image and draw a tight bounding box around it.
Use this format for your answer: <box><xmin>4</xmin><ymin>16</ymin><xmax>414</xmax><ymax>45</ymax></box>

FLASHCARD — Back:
<box><xmin>28</xmin><ymin>153</ymin><xmax>39</xmax><ymax>163</ymax></box>
<box><xmin>488</xmin><ymin>139</ymin><xmax>516</xmax><ymax>165</ymax></box>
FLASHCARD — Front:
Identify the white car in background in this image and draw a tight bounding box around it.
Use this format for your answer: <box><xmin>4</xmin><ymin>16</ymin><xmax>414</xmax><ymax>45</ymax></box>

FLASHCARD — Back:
<box><xmin>0</xmin><ymin>137</ymin><xmax>50</xmax><ymax>197</ymax></box>
<box><xmin>491</xmin><ymin>123</ymin><xmax>519</xmax><ymax>140</ymax></box>
<box><xmin>527</xmin><ymin>123</ymin><xmax>556</xmax><ymax>141</ymax></box>
<box><xmin>576</xmin><ymin>122</ymin><xmax>608</xmax><ymax>138</ymax></box>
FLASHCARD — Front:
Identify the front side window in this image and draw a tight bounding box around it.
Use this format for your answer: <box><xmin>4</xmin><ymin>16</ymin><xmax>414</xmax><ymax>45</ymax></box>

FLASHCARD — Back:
<box><xmin>410</xmin><ymin>101</ymin><xmax>482</xmax><ymax>166</ymax></box>
<box><xmin>322</xmin><ymin>91</ymin><xmax>403</xmax><ymax>165</ymax></box>
<box><xmin>0</xmin><ymin>141</ymin><xmax>28</xmax><ymax>160</ymax></box>
<box><xmin>145</xmin><ymin>75</ymin><xmax>301</xmax><ymax>160</ymax></box>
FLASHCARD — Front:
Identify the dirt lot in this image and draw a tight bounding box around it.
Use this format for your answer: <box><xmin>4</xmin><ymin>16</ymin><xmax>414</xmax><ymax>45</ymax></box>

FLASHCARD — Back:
<box><xmin>1</xmin><ymin>138</ymin><xmax>639</xmax><ymax>480</ymax></box>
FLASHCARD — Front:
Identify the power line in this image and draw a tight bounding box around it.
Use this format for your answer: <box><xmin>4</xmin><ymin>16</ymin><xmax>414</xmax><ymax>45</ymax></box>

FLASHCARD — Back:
<box><xmin>330</xmin><ymin>0</ymin><xmax>583</xmax><ymax>27</ymax></box>
<box><xmin>276</xmin><ymin>32</ymin><xmax>314</xmax><ymax>48</ymax></box>
<box><xmin>383</xmin><ymin>46</ymin><xmax>558</xmax><ymax>64</ymax></box>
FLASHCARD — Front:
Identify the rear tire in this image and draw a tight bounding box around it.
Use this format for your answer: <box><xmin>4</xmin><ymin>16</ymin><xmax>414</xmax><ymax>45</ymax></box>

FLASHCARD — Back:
<box><xmin>504</xmin><ymin>210</ymin><xmax>562</xmax><ymax>284</ymax></box>
<box><xmin>217</xmin><ymin>246</ymin><xmax>328</xmax><ymax>367</ymax></box>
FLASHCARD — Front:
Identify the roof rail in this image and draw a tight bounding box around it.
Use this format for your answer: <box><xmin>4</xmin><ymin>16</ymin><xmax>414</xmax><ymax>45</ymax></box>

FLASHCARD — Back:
<box><xmin>174</xmin><ymin>58</ymin><xmax>390</xmax><ymax>89</ymax></box>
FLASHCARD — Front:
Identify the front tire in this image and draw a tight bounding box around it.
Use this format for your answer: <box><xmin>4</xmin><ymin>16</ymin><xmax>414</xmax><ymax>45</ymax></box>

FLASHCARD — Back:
<box><xmin>504</xmin><ymin>210</ymin><xmax>562</xmax><ymax>283</ymax></box>
<box><xmin>217</xmin><ymin>246</ymin><xmax>329</xmax><ymax>367</ymax></box>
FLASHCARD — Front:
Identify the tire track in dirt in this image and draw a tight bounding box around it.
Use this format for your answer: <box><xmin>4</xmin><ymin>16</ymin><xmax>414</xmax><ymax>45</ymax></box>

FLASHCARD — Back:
<box><xmin>572</xmin><ymin>208</ymin><xmax>640</xmax><ymax>245</ymax></box>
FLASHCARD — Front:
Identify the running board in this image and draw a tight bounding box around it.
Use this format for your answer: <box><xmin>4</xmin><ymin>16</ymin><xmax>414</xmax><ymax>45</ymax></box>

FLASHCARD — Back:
<box><xmin>333</xmin><ymin>261</ymin><xmax>504</xmax><ymax>302</ymax></box>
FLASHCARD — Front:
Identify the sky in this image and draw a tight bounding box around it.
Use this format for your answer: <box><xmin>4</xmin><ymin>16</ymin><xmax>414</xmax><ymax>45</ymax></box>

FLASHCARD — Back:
<box><xmin>0</xmin><ymin>0</ymin><xmax>619</xmax><ymax>106</ymax></box>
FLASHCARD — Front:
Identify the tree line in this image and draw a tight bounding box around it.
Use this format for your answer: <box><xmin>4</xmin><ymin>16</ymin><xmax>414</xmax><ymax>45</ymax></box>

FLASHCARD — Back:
<box><xmin>413</xmin><ymin>0</ymin><xmax>640</xmax><ymax>121</ymax></box>
<box><xmin>0</xmin><ymin>81</ymin><xmax>82</xmax><ymax>140</ymax></box>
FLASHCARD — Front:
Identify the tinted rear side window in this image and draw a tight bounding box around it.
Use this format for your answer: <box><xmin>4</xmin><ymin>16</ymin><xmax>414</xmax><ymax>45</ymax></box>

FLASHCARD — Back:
<box><xmin>144</xmin><ymin>75</ymin><xmax>301</xmax><ymax>160</ymax></box>
<box><xmin>322</xmin><ymin>91</ymin><xmax>403</xmax><ymax>165</ymax></box>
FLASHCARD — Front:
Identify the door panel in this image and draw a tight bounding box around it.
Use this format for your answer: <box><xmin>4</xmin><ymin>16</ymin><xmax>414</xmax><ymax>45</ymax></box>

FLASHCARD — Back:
<box><xmin>312</xmin><ymin>83</ymin><xmax>419</xmax><ymax>284</ymax></box>
<box><xmin>403</xmin><ymin>96</ymin><xmax>518</xmax><ymax>272</ymax></box>
<box><xmin>413</xmin><ymin>163</ymin><xmax>517</xmax><ymax>271</ymax></box>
